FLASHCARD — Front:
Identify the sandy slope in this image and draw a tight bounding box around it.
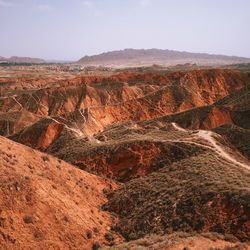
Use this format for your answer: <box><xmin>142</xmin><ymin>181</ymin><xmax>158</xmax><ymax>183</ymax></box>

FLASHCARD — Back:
<box><xmin>0</xmin><ymin>136</ymin><xmax>118</xmax><ymax>249</ymax></box>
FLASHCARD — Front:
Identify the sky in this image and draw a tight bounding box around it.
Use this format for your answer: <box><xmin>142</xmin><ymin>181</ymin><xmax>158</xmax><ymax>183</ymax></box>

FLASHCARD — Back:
<box><xmin>0</xmin><ymin>0</ymin><xmax>250</xmax><ymax>60</ymax></box>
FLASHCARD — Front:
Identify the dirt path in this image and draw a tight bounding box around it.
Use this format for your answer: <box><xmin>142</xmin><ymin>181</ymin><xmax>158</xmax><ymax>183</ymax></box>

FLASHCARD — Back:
<box><xmin>47</xmin><ymin>116</ymin><xmax>84</xmax><ymax>137</ymax></box>
<box><xmin>197</xmin><ymin>130</ymin><xmax>250</xmax><ymax>171</ymax></box>
<box><xmin>172</xmin><ymin>122</ymin><xmax>187</xmax><ymax>132</ymax></box>
<box><xmin>172</xmin><ymin>123</ymin><xmax>250</xmax><ymax>171</ymax></box>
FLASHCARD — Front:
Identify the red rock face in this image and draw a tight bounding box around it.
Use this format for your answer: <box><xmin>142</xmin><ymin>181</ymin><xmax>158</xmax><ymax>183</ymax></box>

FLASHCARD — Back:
<box><xmin>9</xmin><ymin>119</ymin><xmax>64</xmax><ymax>150</ymax></box>
<box><xmin>1</xmin><ymin>66</ymin><xmax>250</xmax><ymax>247</ymax></box>
<box><xmin>201</xmin><ymin>107</ymin><xmax>232</xmax><ymax>129</ymax></box>
<box><xmin>0</xmin><ymin>69</ymin><xmax>246</xmax><ymax>128</ymax></box>
<box><xmin>62</xmin><ymin>139</ymin><xmax>204</xmax><ymax>182</ymax></box>
<box><xmin>180</xmin><ymin>69</ymin><xmax>245</xmax><ymax>102</ymax></box>
<box><xmin>28</xmin><ymin>121</ymin><xmax>64</xmax><ymax>150</ymax></box>
<box><xmin>0</xmin><ymin>110</ymin><xmax>41</xmax><ymax>136</ymax></box>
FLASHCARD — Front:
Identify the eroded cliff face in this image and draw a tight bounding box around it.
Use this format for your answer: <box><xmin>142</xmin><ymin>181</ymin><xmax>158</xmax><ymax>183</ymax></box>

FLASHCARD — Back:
<box><xmin>1</xmin><ymin>67</ymin><xmax>250</xmax><ymax>248</ymax></box>
<box><xmin>180</xmin><ymin>69</ymin><xmax>245</xmax><ymax>103</ymax></box>
<box><xmin>201</xmin><ymin>107</ymin><xmax>233</xmax><ymax>129</ymax></box>
<box><xmin>6</xmin><ymin>69</ymin><xmax>250</xmax><ymax>182</ymax></box>
<box><xmin>0</xmin><ymin>69</ymin><xmax>246</xmax><ymax>116</ymax></box>
<box><xmin>1</xmin><ymin>69</ymin><xmax>248</xmax><ymax>139</ymax></box>
<box><xmin>0</xmin><ymin>110</ymin><xmax>40</xmax><ymax>136</ymax></box>
<box><xmin>51</xmin><ymin>139</ymin><xmax>204</xmax><ymax>182</ymax></box>
<box><xmin>10</xmin><ymin>118</ymin><xmax>65</xmax><ymax>150</ymax></box>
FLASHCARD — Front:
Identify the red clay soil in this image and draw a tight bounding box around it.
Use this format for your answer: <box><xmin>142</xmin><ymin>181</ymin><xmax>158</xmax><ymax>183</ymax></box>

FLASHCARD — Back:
<box><xmin>57</xmin><ymin>140</ymin><xmax>204</xmax><ymax>182</ymax></box>
<box><xmin>0</xmin><ymin>136</ymin><xmax>119</xmax><ymax>249</ymax></box>
<box><xmin>0</xmin><ymin>69</ymin><xmax>247</xmax><ymax>137</ymax></box>
<box><xmin>0</xmin><ymin>110</ymin><xmax>41</xmax><ymax>136</ymax></box>
<box><xmin>201</xmin><ymin>106</ymin><xmax>233</xmax><ymax>129</ymax></box>
<box><xmin>0</xmin><ymin>67</ymin><xmax>250</xmax><ymax>248</ymax></box>
<box><xmin>10</xmin><ymin>118</ymin><xmax>65</xmax><ymax>151</ymax></box>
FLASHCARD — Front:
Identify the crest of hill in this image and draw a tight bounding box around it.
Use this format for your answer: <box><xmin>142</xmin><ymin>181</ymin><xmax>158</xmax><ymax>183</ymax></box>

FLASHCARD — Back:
<box><xmin>78</xmin><ymin>48</ymin><xmax>250</xmax><ymax>67</ymax></box>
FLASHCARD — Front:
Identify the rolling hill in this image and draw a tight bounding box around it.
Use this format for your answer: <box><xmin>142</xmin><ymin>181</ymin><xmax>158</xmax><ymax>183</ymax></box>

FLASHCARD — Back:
<box><xmin>78</xmin><ymin>48</ymin><xmax>250</xmax><ymax>67</ymax></box>
<box><xmin>0</xmin><ymin>56</ymin><xmax>46</xmax><ymax>64</ymax></box>
<box><xmin>0</xmin><ymin>64</ymin><xmax>249</xmax><ymax>249</ymax></box>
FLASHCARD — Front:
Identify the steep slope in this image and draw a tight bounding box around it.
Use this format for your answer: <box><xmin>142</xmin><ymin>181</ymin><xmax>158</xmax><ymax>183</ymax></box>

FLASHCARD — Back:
<box><xmin>213</xmin><ymin>124</ymin><xmax>250</xmax><ymax>160</ymax></box>
<box><xmin>145</xmin><ymin>77</ymin><xmax>250</xmax><ymax>126</ymax></box>
<box><xmin>46</xmin><ymin>123</ymin><xmax>206</xmax><ymax>181</ymax></box>
<box><xmin>0</xmin><ymin>69</ymin><xmax>246</xmax><ymax>117</ymax></box>
<box><xmin>78</xmin><ymin>48</ymin><xmax>250</xmax><ymax>67</ymax></box>
<box><xmin>11</xmin><ymin>116</ymin><xmax>250</xmax><ymax>182</ymax></box>
<box><xmin>0</xmin><ymin>110</ymin><xmax>41</xmax><ymax>136</ymax></box>
<box><xmin>143</xmin><ymin>82</ymin><xmax>250</xmax><ymax>158</ymax></box>
<box><xmin>1</xmin><ymin>66</ymin><xmax>250</xmax><ymax>248</ymax></box>
<box><xmin>4</xmin><ymin>69</ymin><xmax>248</xmax><ymax>140</ymax></box>
<box><xmin>104</xmin><ymin>133</ymin><xmax>250</xmax><ymax>241</ymax></box>
<box><xmin>0</xmin><ymin>136</ymin><xmax>118</xmax><ymax>249</ymax></box>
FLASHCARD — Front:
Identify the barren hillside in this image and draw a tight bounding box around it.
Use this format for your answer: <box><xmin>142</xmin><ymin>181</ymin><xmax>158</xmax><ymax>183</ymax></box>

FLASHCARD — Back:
<box><xmin>0</xmin><ymin>136</ymin><xmax>118</xmax><ymax>249</ymax></box>
<box><xmin>0</xmin><ymin>65</ymin><xmax>249</xmax><ymax>249</ymax></box>
<box><xmin>78</xmin><ymin>49</ymin><xmax>250</xmax><ymax>67</ymax></box>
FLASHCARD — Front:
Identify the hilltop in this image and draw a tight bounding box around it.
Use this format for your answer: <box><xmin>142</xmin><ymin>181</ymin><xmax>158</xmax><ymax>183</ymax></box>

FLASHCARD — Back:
<box><xmin>0</xmin><ymin>56</ymin><xmax>46</xmax><ymax>64</ymax></box>
<box><xmin>78</xmin><ymin>48</ymin><xmax>250</xmax><ymax>67</ymax></box>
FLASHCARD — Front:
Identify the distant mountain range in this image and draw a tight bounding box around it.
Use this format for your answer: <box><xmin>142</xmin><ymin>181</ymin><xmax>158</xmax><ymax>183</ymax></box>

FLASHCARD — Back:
<box><xmin>78</xmin><ymin>48</ymin><xmax>250</xmax><ymax>67</ymax></box>
<box><xmin>0</xmin><ymin>56</ymin><xmax>46</xmax><ymax>64</ymax></box>
<box><xmin>1</xmin><ymin>49</ymin><xmax>250</xmax><ymax>66</ymax></box>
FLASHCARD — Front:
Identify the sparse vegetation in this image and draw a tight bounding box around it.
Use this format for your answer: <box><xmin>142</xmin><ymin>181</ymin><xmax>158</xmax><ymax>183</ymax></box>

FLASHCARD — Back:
<box><xmin>42</xmin><ymin>155</ymin><xmax>50</xmax><ymax>162</ymax></box>
<box><xmin>86</xmin><ymin>230</ymin><xmax>93</xmax><ymax>239</ymax></box>
<box><xmin>104</xmin><ymin>232</ymin><xmax>114</xmax><ymax>242</ymax></box>
<box><xmin>0</xmin><ymin>65</ymin><xmax>249</xmax><ymax>249</ymax></box>
<box><xmin>23</xmin><ymin>215</ymin><xmax>33</xmax><ymax>224</ymax></box>
<box><xmin>92</xmin><ymin>242</ymin><xmax>101</xmax><ymax>250</ymax></box>
<box><xmin>104</xmin><ymin>152</ymin><xmax>250</xmax><ymax>241</ymax></box>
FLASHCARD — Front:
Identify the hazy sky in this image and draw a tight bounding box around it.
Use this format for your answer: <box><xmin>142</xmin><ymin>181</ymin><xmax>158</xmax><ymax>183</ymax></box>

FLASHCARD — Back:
<box><xmin>0</xmin><ymin>0</ymin><xmax>250</xmax><ymax>60</ymax></box>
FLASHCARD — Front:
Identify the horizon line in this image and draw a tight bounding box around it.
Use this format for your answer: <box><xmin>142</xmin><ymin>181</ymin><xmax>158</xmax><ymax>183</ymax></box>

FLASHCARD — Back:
<box><xmin>1</xmin><ymin>47</ymin><xmax>250</xmax><ymax>62</ymax></box>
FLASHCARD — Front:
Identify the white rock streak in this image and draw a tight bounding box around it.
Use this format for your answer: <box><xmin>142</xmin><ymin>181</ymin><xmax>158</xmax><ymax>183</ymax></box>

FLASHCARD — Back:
<box><xmin>47</xmin><ymin>116</ymin><xmax>84</xmax><ymax>137</ymax></box>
